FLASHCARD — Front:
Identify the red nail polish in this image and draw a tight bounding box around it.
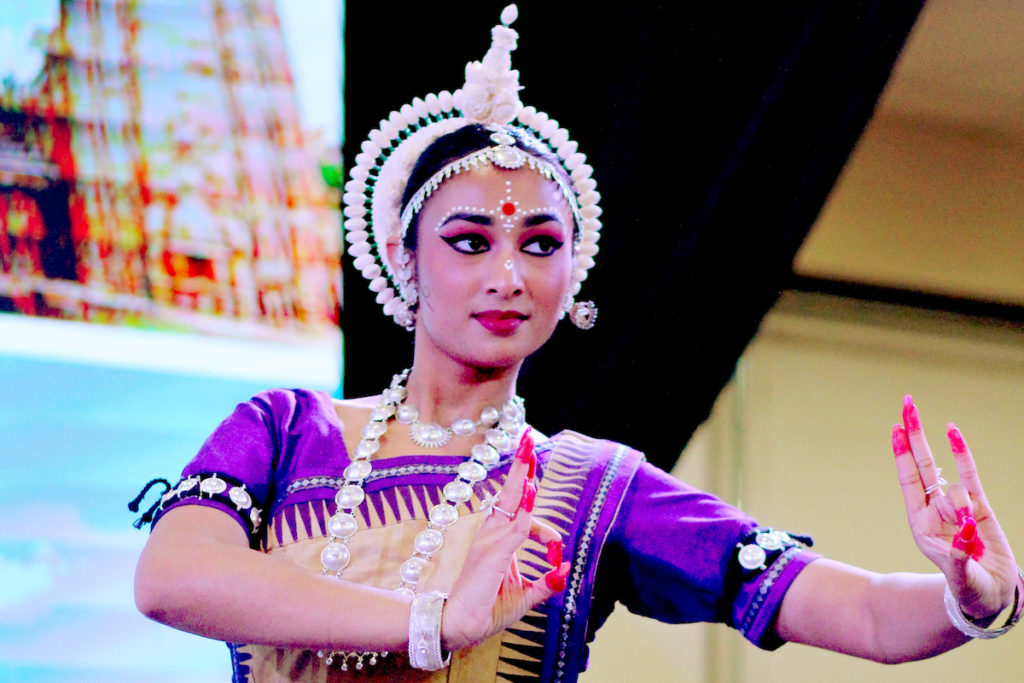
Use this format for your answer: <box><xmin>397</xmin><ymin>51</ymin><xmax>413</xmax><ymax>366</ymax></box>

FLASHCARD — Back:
<box><xmin>516</xmin><ymin>428</ymin><xmax>534</xmax><ymax>463</ymax></box>
<box><xmin>953</xmin><ymin>517</ymin><xmax>979</xmax><ymax>557</ymax></box>
<box><xmin>955</xmin><ymin>506</ymin><xmax>971</xmax><ymax>524</ymax></box>
<box><xmin>547</xmin><ymin>539</ymin><xmax>563</xmax><ymax>566</ymax></box>
<box><xmin>545</xmin><ymin>561</ymin><xmax>570</xmax><ymax>591</ymax></box>
<box><xmin>527</xmin><ymin>453</ymin><xmax>537</xmax><ymax>480</ymax></box>
<box><xmin>948</xmin><ymin>424</ymin><xmax>967</xmax><ymax>454</ymax></box>
<box><xmin>891</xmin><ymin>425</ymin><xmax>910</xmax><ymax>456</ymax></box>
<box><xmin>903</xmin><ymin>396</ymin><xmax>922</xmax><ymax>432</ymax></box>
<box><xmin>521</xmin><ymin>481</ymin><xmax>536</xmax><ymax>513</ymax></box>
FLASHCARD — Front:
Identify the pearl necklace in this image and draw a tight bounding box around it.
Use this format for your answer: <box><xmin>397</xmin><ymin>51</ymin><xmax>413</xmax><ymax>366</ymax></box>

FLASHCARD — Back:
<box><xmin>318</xmin><ymin>369</ymin><xmax>526</xmax><ymax>670</ymax></box>
<box><xmin>397</xmin><ymin>391</ymin><xmax>519</xmax><ymax>449</ymax></box>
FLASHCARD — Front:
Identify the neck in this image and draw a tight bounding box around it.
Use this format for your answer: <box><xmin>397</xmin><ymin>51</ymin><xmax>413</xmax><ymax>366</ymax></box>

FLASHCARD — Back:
<box><xmin>403</xmin><ymin>343</ymin><xmax>522</xmax><ymax>426</ymax></box>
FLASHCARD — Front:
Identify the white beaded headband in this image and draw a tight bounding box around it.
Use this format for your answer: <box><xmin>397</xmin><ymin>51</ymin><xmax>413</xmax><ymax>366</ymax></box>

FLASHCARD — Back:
<box><xmin>343</xmin><ymin>4</ymin><xmax>602</xmax><ymax>329</ymax></box>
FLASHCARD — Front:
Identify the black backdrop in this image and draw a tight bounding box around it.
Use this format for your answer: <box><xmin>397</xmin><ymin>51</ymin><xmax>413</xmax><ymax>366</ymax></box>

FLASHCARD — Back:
<box><xmin>341</xmin><ymin>2</ymin><xmax>925</xmax><ymax>470</ymax></box>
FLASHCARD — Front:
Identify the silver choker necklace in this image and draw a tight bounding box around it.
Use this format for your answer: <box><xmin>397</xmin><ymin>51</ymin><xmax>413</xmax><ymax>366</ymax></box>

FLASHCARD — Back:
<box><xmin>395</xmin><ymin>384</ymin><xmax>525</xmax><ymax>449</ymax></box>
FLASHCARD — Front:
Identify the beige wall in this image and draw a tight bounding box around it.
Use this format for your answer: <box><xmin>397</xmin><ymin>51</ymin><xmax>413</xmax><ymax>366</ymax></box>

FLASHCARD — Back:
<box><xmin>583</xmin><ymin>295</ymin><xmax>1024</xmax><ymax>682</ymax></box>
<box><xmin>796</xmin><ymin>113</ymin><xmax>1024</xmax><ymax>306</ymax></box>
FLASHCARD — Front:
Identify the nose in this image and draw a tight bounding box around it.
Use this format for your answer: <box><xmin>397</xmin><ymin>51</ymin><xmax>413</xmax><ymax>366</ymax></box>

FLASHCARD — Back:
<box><xmin>487</xmin><ymin>253</ymin><xmax>524</xmax><ymax>298</ymax></box>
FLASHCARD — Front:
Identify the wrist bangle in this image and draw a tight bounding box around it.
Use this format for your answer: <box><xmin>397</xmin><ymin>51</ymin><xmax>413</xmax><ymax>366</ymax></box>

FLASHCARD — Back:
<box><xmin>943</xmin><ymin>567</ymin><xmax>1024</xmax><ymax>639</ymax></box>
<box><xmin>408</xmin><ymin>591</ymin><xmax>451</xmax><ymax>670</ymax></box>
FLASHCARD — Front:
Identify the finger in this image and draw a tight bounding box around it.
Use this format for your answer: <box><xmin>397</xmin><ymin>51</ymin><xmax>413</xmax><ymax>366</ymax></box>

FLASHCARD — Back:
<box><xmin>528</xmin><ymin>517</ymin><xmax>561</xmax><ymax>547</ymax></box>
<box><xmin>496</xmin><ymin>429</ymin><xmax>535</xmax><ymax>514</ymax></box>
<box><xmin>946</xmin><ymin>483</ymin><xmax>973</xmax><ymax>525</ymax></box>
<box><xmin>903</xmin><ymin>396</ymin><xmax>943</xmax><ymax>495</ymax></box>
<box><xmin>542</xmin><ymin>561</ymin><xmax>571</xmax><ymax>593</ymax></box>
<box><xmin>520</xmin><ymin>481</ymin><xmax>536</xmax><ymax>514</ymax></box>
<box><xmin>947</xmin><ymin>423</ymin><xmax>990</xmax><ymax>503</ymax></box>
<box><xmin>507</xmin><ymin>553</ymin><xmax>524</xmax><ymax>588</ymax></box>
<box><xmin>892</xmin><ymin>423</ymin><xmax>927</xmax><ymax>513</ymax></box>
<box><xmin>500</xmin><ymin>560</ymin><xmax>571</xmax><ymax>622</ymax></box>
<box><xmin>519</xmin><ymin>428</ymin><xmax>537</xmax><ymax>480</ymax></box>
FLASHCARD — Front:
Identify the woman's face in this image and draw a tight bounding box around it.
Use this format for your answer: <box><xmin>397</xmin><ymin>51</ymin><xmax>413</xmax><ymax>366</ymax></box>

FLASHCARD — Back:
<box><xmin>409</xmin><ymin>164</ymin><xmax>575</xmax><ymax>370</ymax></box>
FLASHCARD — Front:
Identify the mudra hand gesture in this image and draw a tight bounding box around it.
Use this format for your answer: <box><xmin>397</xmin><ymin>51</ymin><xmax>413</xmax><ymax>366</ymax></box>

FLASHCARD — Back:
<box><xmin>443</xmin><ymin>428</ymin><xmax>570</xmax><ymax>652</ymax></box>
<box><xmin>893</xmin><ymin>395</ymin><xmax>1019</xmax><ymax>623</ymax></box>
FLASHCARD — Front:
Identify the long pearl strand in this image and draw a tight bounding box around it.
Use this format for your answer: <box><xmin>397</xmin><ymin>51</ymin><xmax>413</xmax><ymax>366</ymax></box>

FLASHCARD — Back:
<box><xmin>318</xmin><ymin>369</ymin><xmax>526</xmax><ymax>670</ymax></box>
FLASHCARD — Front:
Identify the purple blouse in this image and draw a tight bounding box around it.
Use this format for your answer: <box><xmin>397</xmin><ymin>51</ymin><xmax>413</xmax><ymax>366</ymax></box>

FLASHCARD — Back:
<box><xmin>152</xmin><ymin>388</ymin><xmax>819</xmax><ymax>679</ymax></box>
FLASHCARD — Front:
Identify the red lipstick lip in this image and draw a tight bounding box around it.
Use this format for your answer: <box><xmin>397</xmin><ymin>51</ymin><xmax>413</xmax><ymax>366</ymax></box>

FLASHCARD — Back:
<box><xmin>474</xmin><ymin>310</ymin><xmax>527</xmax><ymax>320</ymax></box>
<box><xmin>473</xmin><ymin>310</ymin><xmax>527</xmax><ymax>333</ymax></box>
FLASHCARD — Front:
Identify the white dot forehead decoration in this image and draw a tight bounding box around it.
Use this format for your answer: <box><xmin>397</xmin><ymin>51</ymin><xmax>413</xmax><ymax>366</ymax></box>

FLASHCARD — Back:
<box><xmin>342</xmin><ymin>4</ymin><xmax>603</xmax><ymax>330</ymax></box>
<box><xmin>402</xmin><ymin>142</ymin><xmax>582</xmax><ymax>239</ymax></box>
<box><xmin>432</xmin><ymin>200</ymin><xmax>564</xmax><ymax>235</ymax></box>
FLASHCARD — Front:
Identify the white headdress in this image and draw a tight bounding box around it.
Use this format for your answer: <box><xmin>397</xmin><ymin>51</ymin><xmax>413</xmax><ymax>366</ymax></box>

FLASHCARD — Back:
<box><xmin>343</xmin><ymin>4</ymin><xmax>602</xmax><ymax>329</ymax></box>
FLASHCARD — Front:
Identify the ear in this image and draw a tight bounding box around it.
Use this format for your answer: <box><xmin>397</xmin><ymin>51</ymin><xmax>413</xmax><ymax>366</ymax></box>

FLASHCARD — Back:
<box><xmin>384</xmin><ymin>239</ymin><xmax>402</xmax><ymax>273</ymax></box>
<box><xmin>385</xmin><ymin>238</ymin><xmax>416</xmax><ymax>282</ymax></box>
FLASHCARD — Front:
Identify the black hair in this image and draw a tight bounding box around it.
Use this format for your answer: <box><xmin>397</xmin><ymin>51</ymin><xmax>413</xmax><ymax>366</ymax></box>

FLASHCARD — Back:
<box><xmin>398</xmin><ymin>123</ymin><xmax>575</xmax><ymax>251</ymax></box>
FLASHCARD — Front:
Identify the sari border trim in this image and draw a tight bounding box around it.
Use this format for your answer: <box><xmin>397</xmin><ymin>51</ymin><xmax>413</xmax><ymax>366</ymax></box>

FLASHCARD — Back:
<box><xmin>553</xmin><ymin>439</ymin><xmax>633</xmax><ymax>681</ymax></box>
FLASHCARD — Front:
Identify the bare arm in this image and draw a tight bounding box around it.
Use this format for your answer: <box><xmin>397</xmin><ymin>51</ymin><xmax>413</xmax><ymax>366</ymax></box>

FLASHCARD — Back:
<box><xmin>776</xmin><ymin>560</ymin><xmax>968</xmax><ymax>663</ymax></box>
<box><xmin>134</xmin><ymin>431</ymin><xmax>568</xmax><ymax>653</ymax></box>
<box><xmin>776</xmin><ymin>397</ymin><xmax>1019</xmax><ymax>663</ymax></box>
<box><xmin>135</xmin><ymin>505</ymin><xmax>416</xmax><ymax>651</ymax></box>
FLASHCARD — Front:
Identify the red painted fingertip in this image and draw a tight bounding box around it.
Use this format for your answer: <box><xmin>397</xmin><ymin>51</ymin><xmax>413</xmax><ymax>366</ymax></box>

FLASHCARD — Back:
<box><xmin>547</xmin><ymin>539</ymin><xmax>563</xmax><ymax>566</ymax></box>
<box><xmin>947</xmin><ymin>424</ymin><xmax>968</xmax><ymax>455</ymax></box>
<box><xmin>516</xmin><ymin>427</ymin><xmax>534</xmax><ymax>464</ymax></box>
<box><xmin>891</xmin><ymin>424</ymin><xmax>911</xmax><ymax>456</ymax></box>
<box><xmin>902</xmin><ymin>396</ymin><xmax>922</xmax><ymax>432</ymax></box>
<box><xmin>521</xmin><ymin>481</ymin><xmax>536</xmax><ymax>513</ymax></box>
<box><xmin>953</xmin><ymin>517</ymin><xmax>980</xmax><ymax>558</ymax></box>
<box><xmin>955</xmin><ymin>506</ymin><xmax>971</xmax><ymax>525</ymax></box>
<box><xmin>527</xmin><ymin>452</ymin><xmax>537</xmax><ymax>480</ymax></box>
<box><xmin>544</xmin><ymin>561</ymin><xmax>570</xmax><ymax>592</ymax></box>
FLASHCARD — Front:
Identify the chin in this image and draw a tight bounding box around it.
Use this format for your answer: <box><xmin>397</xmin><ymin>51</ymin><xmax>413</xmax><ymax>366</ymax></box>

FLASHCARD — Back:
<box><xmin>454</xmin><ymin>337</ymin><xmax>547</xmax><ymax>371</ymax></box>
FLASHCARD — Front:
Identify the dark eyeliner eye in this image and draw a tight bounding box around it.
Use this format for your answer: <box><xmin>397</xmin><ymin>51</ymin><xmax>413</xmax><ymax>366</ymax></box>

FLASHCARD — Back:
<box><xmin>521</xmin><ymin>235</ymin><xmax>564</xmax><ymax>256</ymax></box>
<box><xmin>441</xmin><ymin>234</ymin><xmax>490</xmax><ymax>254</ymax></box>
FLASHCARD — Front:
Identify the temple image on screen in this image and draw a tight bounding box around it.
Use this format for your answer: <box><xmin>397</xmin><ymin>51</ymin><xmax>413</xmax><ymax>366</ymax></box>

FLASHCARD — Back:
<box><xmin>0</xmin><ymin>0</ymin><xmax>341</xmax><ymax>343</ymax></box>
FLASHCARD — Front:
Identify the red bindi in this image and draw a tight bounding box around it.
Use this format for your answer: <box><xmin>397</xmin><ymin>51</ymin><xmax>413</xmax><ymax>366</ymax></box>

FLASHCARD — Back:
<box><xmin>502</xmin><ymin>201</ymin><xmax>515</xmax><ymax>215</ymax></box>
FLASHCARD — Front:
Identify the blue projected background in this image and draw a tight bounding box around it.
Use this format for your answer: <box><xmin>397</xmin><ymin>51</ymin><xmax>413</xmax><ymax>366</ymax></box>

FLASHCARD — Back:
<box><xmin>0</xmin><ymin>1</ymin><xmax>342</xmax><ymax>680</ymax></box>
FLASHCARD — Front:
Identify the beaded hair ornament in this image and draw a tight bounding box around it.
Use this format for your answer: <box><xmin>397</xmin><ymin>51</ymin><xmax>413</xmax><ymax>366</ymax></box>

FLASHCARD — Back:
<box><xmin>343</xmin><ymin>4</ymin><xmax>602</xmax><ymax>330</ymax></box>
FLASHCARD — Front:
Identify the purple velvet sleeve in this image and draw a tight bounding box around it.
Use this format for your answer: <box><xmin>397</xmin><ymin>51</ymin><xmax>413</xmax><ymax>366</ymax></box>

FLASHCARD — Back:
<box><xmin>591</xmin><ymin>460</ymin><xmax>819</xmax><ymax>649</ymax></box>
<box><xmin>151</xmin><ymin>389</ymin><xmax>347</xmax><ymax>545</ymax></box>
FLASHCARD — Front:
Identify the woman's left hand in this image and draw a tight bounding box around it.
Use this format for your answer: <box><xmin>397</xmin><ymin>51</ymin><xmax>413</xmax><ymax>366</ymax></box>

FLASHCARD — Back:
<box><xmin>440</xmin><ymin>428</ymin><xmax>569</xmax><ymax>652</ymax></box>
<box><xmin>892</xmin><ymin>395</ymin><xmax>1018</xmax><ymax>621</ymax></box>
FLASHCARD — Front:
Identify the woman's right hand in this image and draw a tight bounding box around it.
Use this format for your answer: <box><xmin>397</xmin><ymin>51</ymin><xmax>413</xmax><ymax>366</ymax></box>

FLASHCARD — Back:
<box><xmin>440</xmin><ymin>429</ymin><xmax>570</xmax><ymax>652</ymax></box>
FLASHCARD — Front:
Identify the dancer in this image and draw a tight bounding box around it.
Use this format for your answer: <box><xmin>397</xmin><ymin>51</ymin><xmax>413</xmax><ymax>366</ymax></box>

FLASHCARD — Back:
<box><xmin>134</xmin><ymin>6</ymin><xmax>1020</xmax><ymax>681</ymax></box>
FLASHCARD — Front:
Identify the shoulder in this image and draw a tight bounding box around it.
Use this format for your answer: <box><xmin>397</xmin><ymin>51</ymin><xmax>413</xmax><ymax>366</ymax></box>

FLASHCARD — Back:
<box><xmin>241</xmin><ymin>388</ymin><xmax>337</xmax><ymax>417</ymax></box>
<box><xmin>216</xmin><ymin>388</ymin><xmax>343</xmax><ymax>440</ymax></box>
<box><xmin>543</xmin><ymin>429</ymin><xmax>645</xmax><ymax>467</ymax></box>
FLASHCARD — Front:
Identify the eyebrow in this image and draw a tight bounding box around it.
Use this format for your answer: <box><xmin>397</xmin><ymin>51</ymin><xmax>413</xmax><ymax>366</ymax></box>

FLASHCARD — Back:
<box><xmin>440</xmin><ymin>212</ymin><xmax>492</xmax><ymax>228</ymax></box>
<box><xmin>438</xmin><ymin>211</ymin><xmax>564</xmax><ymax>229</ymax></box>
<box><xmin>524</xmin><ymin>213</ymin><xmax>562</xmax><ymax>227</ymax></box>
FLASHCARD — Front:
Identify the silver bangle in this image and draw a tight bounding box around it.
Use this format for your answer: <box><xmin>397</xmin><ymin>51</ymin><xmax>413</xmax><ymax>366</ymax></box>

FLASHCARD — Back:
<box><xmin>408</xmin><ymin>591</ymin><xmax>451</xmax><ymax>670</ymax></box>
<box><xmin>943</xmin><ymin>567</ymin><xmax>1024</xmax><ymax>639</ymax></box>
